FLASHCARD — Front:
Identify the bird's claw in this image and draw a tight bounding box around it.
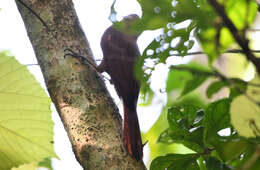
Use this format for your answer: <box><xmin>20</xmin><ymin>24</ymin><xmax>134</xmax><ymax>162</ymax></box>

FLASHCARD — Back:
<box><xmin>64</xmin><ymin>48</ymin><xmax>86</xmax><ymax>63</ymax></box>
<box><xmin>64</xmin><ymin>48</ymin><xmax>76</xmax><ymax>58</ymax></box>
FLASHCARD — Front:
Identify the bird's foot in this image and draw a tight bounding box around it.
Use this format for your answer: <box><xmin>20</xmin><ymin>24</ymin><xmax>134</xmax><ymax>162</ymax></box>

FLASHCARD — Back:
<box><xmin>64</xmin><ymin>48</ymin><xmax>87</xmax><ymax>64</ymax></box>
<box><xmin>64</xmin><ymin>48</ymin><xmax>98</xmax><ymax>70</ymax></box>
<box><xmin>64</xmin><ymin>48</ymin><xmax>112</xmax><ymax>83</ymax></box>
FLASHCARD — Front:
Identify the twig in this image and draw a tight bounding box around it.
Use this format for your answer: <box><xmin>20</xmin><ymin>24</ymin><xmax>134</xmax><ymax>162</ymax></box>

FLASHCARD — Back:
<box><xmin>169</xmin><ymin>49</ymin><xmax>260</xmax><ymax>56</ymax></box>
<box><xmin>248</xmin><ymin>29</ymin><xmax>260</xmax><ymax>32</ymax></box>
<box><xmin>199</xmin><ymin>147</ymin><xmax>215</xmax><ymax>156</ymax></box>
<box><xmin>248</xmin><ymin>82</ymin><xmax>260</xmax><ymax>87</ymax></box>
<box><xmin>25</xmin><ymin>64</ymin><xmax>39</xmax><ymax>66</ymax></box>
<box><xmin>207</xmin><ymin>0</ymin><xmax>260</xmax><ymax>74</ymax></box>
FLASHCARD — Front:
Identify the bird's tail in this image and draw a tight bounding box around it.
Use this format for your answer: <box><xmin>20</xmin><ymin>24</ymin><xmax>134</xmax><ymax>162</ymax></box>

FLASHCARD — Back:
<box><xmin>123</xmin><ymin>102</ymin><xmax>143</xmax><ymax>160</ymax></box>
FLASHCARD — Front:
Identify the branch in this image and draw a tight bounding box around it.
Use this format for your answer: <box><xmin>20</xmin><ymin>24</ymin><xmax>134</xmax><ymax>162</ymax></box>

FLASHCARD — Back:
<box><xmin>208</xmin><ymin>0</ymin><xmax>260</xmax><ymax>74</ymax></box>
<box><xmin>25</xmin><ymin>64</ymin><xmax>39</xmax><ymax>66</ymax></box>
<box><xmin>170</xmin><ymin>49</ymin><xmax>260</xmax><ymax>57</ymax></box>
<box><xmin>248</xmin><ymin>29</ymin><xmax>260</xmax><ymax>32</ymax></box>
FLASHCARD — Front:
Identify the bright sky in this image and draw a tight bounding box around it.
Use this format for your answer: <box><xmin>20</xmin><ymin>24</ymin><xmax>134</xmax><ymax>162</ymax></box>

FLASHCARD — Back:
<box><xmin>0</xmin><ymin>1</ymin><xmax>164</xmax><ymax>169</ymax></box>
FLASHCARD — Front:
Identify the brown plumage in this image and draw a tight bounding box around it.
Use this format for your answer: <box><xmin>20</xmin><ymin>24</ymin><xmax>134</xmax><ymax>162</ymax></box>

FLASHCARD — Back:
<box><xmin>97</xmin><ymin>14</ymin><xmax>143</xmax><ymax>160</ymax></box>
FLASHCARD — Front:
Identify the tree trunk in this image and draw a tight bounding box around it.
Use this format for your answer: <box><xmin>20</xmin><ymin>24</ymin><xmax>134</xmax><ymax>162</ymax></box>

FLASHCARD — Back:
<box><xmin>15</xmin><ymin>0</ymin><xmax>146</xmax><ymax>169</ymax></box>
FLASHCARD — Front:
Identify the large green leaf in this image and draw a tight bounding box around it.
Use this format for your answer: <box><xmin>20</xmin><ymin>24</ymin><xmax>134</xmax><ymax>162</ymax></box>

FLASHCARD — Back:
<box><xmin>206</xmin><ymin>78</ymin><xmax>247</xmax><ymax>99</ymax></box>
<box><xmin>230</xmin><ymin>75</ymin><xmax>260</xmax><ymax>137</ymax></box>
<box><xmin>201</xmin><ymin>99</ymin><xmax>250</xmax><ymax>162</ymax></box>
<box><xmin>204</xmin><ymin>99</ymin><xmax>231</xmax><ymax>140</ymax></box>
<box><xmin>235</xmin><ymin>145</ymin><xmax>260</xmax><ymax>170</ymax></box>
<box><xmin>206</xmin><ymin>80</ymin><xmax>228</xmax><ymax>98</ymax></box>
<box><xmin>181</xmin><ymin>75</ymin><xmax>208</xmax><ymax>96</ymax></box>
<box><xmin>168</xmin><ymin>63</ymin><xmax>213</xmax><ymax>97</ymax></box>
<box><xmin>205</xmin><ymin>157</ymin><xmax>232</xmax><ymax>170</ymax></box>
<box><xmin>0</xmin><ymin>52</ymin><xmax>56</xmax><ymax>170</ymax></box>
<box><xmin>159</xmin><ymin>105</ymin><xmax>205</xmax><ymax>152</ymax></box>
<box><xmin>212</xmin><ymin>135</ymin><xmax>248</xmax><ymax>161</ymax></box>
<box><xmin>137</xmin><ymin>0</ymin><xmax>173</xmax><ymax>30</ymax></box>
<box><xmin>142</xmin><ymin>107</ymin><xmax>185</xmax><ymax>166</ymax></box>
<box><xmin>166</xmin><ymin>69</ymin><xmax>192</xmax><ymax>93</ymax></box>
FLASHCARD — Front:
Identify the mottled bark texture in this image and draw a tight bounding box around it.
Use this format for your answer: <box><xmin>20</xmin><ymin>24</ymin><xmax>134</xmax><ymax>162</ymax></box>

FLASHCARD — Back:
<box><xmin>15</xmin><ymin>0</ymin><xmax>146</xmax><ymax>169</ymax></box>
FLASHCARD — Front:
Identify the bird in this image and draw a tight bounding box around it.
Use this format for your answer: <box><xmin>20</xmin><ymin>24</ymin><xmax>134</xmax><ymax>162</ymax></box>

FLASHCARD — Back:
<box><xmin>97</xmin><ymin>14</ymin><xmax>143</xmax><ymax>160</ymax></box>
<box><xmin>64</xmin><ymin>14</ymin><xmax>143</xmax><ymax>160</ymax></box>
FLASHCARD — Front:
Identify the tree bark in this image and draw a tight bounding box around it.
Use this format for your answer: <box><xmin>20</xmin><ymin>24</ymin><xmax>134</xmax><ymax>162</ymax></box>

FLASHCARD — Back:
<box><xmin>15</xmin><ymin>0</ymin><xmax>146</xmax><ymax>169</ymax></box>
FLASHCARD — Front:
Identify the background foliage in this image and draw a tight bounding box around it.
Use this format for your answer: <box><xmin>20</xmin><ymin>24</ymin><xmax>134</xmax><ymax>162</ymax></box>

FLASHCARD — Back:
<box><xmin>133</xmin><ymin>0</ymin><xmax>260</xmax><ymax>169</ymax></box>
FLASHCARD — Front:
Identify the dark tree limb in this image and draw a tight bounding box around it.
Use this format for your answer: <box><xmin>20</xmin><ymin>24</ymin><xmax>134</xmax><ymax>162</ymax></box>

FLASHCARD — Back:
<box><xmin>208</xmin><ymin>0</ymin><xmax>260</xmax><ymax>74</ymax></box>
<box><xmin>15</xmin><ymin>0</ymin><xmax>146</xmax><ymax>169</ymax></box>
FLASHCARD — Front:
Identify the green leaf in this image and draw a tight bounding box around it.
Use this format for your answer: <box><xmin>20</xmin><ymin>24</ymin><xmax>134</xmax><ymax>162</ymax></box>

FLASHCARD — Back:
<box><xmin>166</xmin><ymin>69</ymin><xmax>192</xmax><ymax>93</ymax></box>
<box><xmin>206</xmin><ymin>81</ymin><xmax>228</xmax><ymax>98</ymax></box>
<box><xmin>0</xmin><ymin>52</ymin><xmax>57</xmax><ymax>170</ymax></box>
<box><xmin>246</xmin><ymin>75</ymin><xmax>260</xmax><ymax>102</ymax></box>
<box><xmin>202</xmin><ymin>99</ymin><xmax>249</xmax><ymax>162</ymax></box>
<box><xmin>171</xmin><ymin>126</ymin><xmax>204</xmax><ymax>153</ymax></box>
<box><xmin>137</xmin><ymin>0</ymin><xmax>173</xmax><ymax>30</ymax></box>
<box><xmin>157</xmin><ymin>128</ymin><xmax>173</xmax><ymax>144</ymax></box>
<box><xmin>172</xmin><ymin>0</ymin><xmax>215</xmax><ymax>27</ymax></box>
<box><xmin>204</xmin><ymin>99</ymin><xmax>231</xmax><ymax>142</ymax></box>
<box><xmin>198</xmin><ymin>156</ymin><xmax>207</xmax><ymax>170</ymax></box>
<box><xmin>206</xmin><ymin>78</ymin><xmax>247</xmax><ymax>99</ymax></box>
<box><xmin>158</xmin><ymin>126</ymin><xmax>205</xmax><ymax>153</ymax></box>
<box><xmin>138</xmin><ymin>87</ymin><xmax>154</xmax><ymax>106</ymax></box>
<box><xmin>230</xmin><ymin>95</ymin><xmax>260</xmax><ymax>137</ymax></box>
<box><xmin>229</xmin><ymin>78</ymin><xmax>247</xmax><ymax>99</ymax></box>
<box><xmin>167</xmin><ymin>62</ymin><xmax>213</xmax><ymax>96</ymax></box>
<box><xmin>181</xmin><ymin>75</ymin><xmax>208</xmax><ymax>96</ymax></box>
<box><xmin>235</xmin><ymin>145</ymin><xmax>260</xmax><ymax>170</ymax></box>
<box><xmin>213</xmin><ymin>135</ymin><xmax>248</xmax><ymax>161</ymax></box>
<box><xmin>168</xmin><ymin>106</ymin><xmax>202</xmax><ymax>130</ymax></box>
<box><xmin>201</xmin><ymin>97</ymin><xmax>251</xmax><ymax>162</ymax></box>
<box><xmin>230</xmin><ymin>75</ymin><xmax>260</xmax><ymax>138</ymax></box>
<box><xmin>205</xmin><ymin>157</ymin><xmax>232</xmax><ymax>170</ymax></box>
<box><xmin>150</xmin><ymin>154</ymin><xmax>200</xmax><ymax>170</ymax></box>
<box><xmin>164</xmin><ymin>106</ymin><xmax>205</xmax><ymax>152</ymax></box>
<box><xmin>143</xmin><ymin>108</ymin><xmax>188</xmax><ymax>163</ymax></box>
